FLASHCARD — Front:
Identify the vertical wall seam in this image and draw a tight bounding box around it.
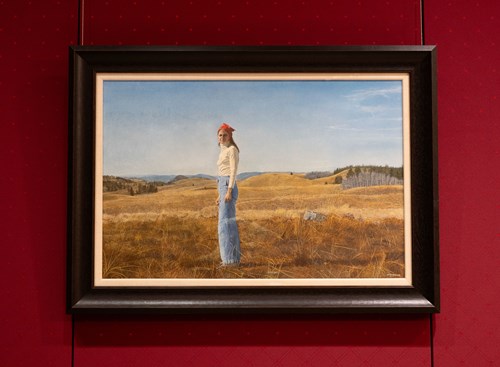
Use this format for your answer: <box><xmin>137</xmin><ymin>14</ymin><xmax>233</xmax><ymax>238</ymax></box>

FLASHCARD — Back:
<box><xmin>72</xmin><ymin>316</ymin><xmax>75</xmax><ymax>367</ymax></box>
<box><xmin>420</xmin><ymin>0</ymin><xmax>426</xmax><ymax>45</ymax></box>
<box><xmin>430</xmin><ymin>314</ymin><xmax>435</xmax><ymax>367</ymax></box>
<box><xmin>73</xmin><ymin>0</ymin><xmax>83</xmax><ymax>365</ymax></box>
<box><xmin>421</xmin><ymin>2</ymin><xmax>433</xmax><ymax>366</ymax></box>
<box><xmin>78</xmin><ymin>0</ymin><xmax>84</xmax><ymax>45</ymax></box>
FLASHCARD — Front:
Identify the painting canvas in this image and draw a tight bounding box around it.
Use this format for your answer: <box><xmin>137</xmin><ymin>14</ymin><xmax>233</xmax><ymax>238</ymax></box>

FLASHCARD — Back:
<box><xmin>94</xmin><ymin>73</ymin><xmax>411</xmax><ymax>287</ymax></box>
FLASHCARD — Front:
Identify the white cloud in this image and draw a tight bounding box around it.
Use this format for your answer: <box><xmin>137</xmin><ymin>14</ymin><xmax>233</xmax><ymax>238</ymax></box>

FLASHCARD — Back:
<box><xmin>344</xmin><ymin>86</ymin><xmax>402</xmax><ymax>102</ymax></box>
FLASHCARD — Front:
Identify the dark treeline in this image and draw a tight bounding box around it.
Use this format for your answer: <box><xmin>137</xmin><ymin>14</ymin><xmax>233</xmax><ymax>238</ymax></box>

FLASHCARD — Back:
<box><xmin>128</xmin><ymin>183</ymin><xmax>159</xmax><ymax>196</ymax></box>
<box><xmin>334</xmin><ymin>165</ymin><xmax>403</xmax><ymax>179</ymax></box>
<box><xmin>305</xmin><ymin>165</ymin><xmax>403</xmax><ymax>180</ymax></box>
<box><xmin>103</xmin><ymin>175</ymin><xmax>164</xmax><ymax>196</ymax></box>
<box><xmin>305</xmin><ymin>165</ymin><xmax>404</xmax><ymax>189</ymax></box>
<box><xmin>341</xmin><ymin>171</ymin><xmax>403</xmax><ymax>189</ymax></box>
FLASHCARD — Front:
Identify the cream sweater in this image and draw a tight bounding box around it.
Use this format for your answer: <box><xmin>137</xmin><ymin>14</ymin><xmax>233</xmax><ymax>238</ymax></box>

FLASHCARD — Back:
<box><xmin>217</xmin><ymin>144</ymin><xmax>239</xmax><ymax>188</ymax></box>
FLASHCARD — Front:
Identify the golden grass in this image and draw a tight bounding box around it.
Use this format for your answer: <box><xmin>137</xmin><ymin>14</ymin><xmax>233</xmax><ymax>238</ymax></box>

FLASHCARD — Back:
<box><xmin>101</xmin><ymin>173</ymin><xmax>405</xmax><ymax>279</ymax></box>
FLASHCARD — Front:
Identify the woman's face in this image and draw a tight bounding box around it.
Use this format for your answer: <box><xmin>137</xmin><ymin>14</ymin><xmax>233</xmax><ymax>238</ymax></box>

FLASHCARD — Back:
<box><xmin>218</xmin><ymin>129</ymin><xmax>230</xmax><ymax>145</ymax></box>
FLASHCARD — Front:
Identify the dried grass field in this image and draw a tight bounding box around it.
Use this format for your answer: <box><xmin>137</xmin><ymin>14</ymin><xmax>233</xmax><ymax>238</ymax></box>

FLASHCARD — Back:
<box><xmin>102</xmin><ymin>173</ymin><xmax>405</xmax><ymax>280</ymax></box>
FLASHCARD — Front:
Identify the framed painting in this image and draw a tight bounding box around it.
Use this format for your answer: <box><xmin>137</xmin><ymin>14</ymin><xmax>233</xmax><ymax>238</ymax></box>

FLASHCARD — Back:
<box><xmin>67</xmin><ymin>46</ymin><xmax>439</xmax><ymax>313</ymax></box>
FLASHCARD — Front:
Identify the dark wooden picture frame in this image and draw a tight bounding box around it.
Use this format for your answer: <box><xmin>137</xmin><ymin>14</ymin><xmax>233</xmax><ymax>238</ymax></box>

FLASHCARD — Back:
<box><xmin>67</xmin><ymin>46</ymin><xmax>439</xmax><ymax>314</ymax></box>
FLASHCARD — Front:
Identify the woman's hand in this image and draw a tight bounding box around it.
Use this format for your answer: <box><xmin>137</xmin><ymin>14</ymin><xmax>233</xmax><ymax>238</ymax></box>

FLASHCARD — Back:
<box><xmin>224</xmin><ymin>188</ymin><xmax>233</xmax><ymax>202</ymax></box>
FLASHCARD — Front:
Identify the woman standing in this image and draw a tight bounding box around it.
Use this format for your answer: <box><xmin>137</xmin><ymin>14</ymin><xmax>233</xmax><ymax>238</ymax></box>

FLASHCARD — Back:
<box><xmin>216</xmin><ymin>123</ymin><xmax>241</xmax><ymax>266</ymax></box>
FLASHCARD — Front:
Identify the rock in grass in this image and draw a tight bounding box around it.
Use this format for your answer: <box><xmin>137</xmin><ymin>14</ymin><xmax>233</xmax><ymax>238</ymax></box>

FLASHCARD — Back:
<box><xmin>303</xmin><ymin>210</ymin><xmax>326</xmax><ymax>222</ymax></box>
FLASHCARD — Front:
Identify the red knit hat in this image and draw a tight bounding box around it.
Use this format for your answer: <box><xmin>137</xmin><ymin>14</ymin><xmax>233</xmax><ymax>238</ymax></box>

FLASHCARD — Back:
<box><xmin>218</xmin><ymin>123</ymin><xmax>235</xmax><ymax>133</ymax></box>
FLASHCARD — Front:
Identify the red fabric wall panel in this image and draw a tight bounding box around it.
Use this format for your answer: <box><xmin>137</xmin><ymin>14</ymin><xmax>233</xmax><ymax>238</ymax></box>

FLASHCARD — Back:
<box><xmin>0</xmin><ymin>1</ymin><xmax>77</xmax><ymax>366</ymax></box>
<box><xmin>73</xmin><ymin>1</ymin><xmax>430</xmax><ymax>366</ymax></box>
<box><xmin>425</xmin><ymin>0</ymin><xmax>500</xmax><ymax>365</ymax></box>
<box><xmin>74</xmin><ymin>315</ymin><xmax>430</xmax><ymax>366</ymax></box>
<box><xmin>82</xmin><ymin>0</ymin><xmax>422</xmax><ymax>46</ymax></box>
<box><xmin>3</xmin><ymin>0</ymin><xmax>499</xmax><ymax>365</ymax></box>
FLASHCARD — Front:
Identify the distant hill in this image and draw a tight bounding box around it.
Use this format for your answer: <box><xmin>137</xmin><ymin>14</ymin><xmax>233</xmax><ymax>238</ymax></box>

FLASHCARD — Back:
<box><xmin>237</xmin><ymin>172</ymin><xmax>264</xmax><ymax>181</ymax></box>
<box><xmin>126</xmin><ymin>172</ymin><xmax>266</xmax><ymax>183</ymax></box>
<box><xmin>126</xmin><ymin>174</ymin><xmax>175</xmax><ymax>183</ymax></box>
<box><xmin>127</xmin><ymin>174</ymin><xmax>216</xmax><ymax>183</ymax></box>
<box><xmin>111</xmin><ymin>166</ymin><xmax>402</xmax><ymax>189</ymax></box>
<box><xmin>191</xmin><ymin>174</ymin><xmax>216</xmax><ymax>180</ymax></box>
<box><xmin>239</xmin><ymin>172</ymin><xmax>312</xmax><ymax>187</ymax></box>
<box><xmin>304</xmin><ymin>171</ymin><xmax>333</xmax><ymax>180</ymax></box>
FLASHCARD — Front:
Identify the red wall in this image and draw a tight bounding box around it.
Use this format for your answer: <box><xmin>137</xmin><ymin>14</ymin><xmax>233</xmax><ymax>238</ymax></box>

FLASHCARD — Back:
<box><xmin>1</xmin><ymin>0</ymin><xmax>498</xmax><ymax>366</ymax></box>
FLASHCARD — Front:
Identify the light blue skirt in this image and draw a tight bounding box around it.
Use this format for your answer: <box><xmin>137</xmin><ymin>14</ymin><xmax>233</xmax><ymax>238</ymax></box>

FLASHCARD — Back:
<box><xmin>217</xmin><ymin>176</ymin><xmax>241</xmax><ymax>265</ymax></box>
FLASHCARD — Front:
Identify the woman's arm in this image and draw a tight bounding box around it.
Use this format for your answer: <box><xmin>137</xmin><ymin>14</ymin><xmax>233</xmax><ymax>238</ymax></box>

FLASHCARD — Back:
<box><xmin>225</xmin><ymin>146</ymin><xmax>239</xmax><ymax>201</ymax></box>
<box><xmin>228</xmin><ymin>146</ymin><xmax>239</xmax><ymax>189</ymax></box>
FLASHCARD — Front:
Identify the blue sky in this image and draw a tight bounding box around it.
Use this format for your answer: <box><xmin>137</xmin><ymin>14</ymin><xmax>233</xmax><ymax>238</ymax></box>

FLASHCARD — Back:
<box><xmin>102</xmin><ymin>79</ymin><xmax>404</xmax><ymax>176</ymax></box>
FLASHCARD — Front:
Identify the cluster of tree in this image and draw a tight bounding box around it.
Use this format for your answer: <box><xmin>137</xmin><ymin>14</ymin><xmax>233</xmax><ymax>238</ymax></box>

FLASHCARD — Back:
<box><xmin>103</xmin><ymin>175</ymin><xmax>163</xmax><ymax>196</ymax></box>
<box><xmin>341</xmin><ymin>170</ymin><xmax>403</xmax><ymax>189</ymax></box>
<box><xmin>128</xmin><ymin>183</ymin><xmax>159</xmax><ymax>196</ymax></box>
<box><xmin>103</xmin><ymin>176</ymin><xmax>135</xmax><ymax>192</ymax></box>
<box><xmin>305</xmin><ymin>165</ymin><xmax>403</xmax><ymax>182</ymax></box>
<box><xmin>334</xmin><ymin>165</ymin><xmax>403</xmax><ymax>179</ymax></box>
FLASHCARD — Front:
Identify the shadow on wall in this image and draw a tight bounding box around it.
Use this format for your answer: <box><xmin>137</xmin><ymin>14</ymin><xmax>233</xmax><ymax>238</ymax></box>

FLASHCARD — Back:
<box><xmin>74</xmin><ymin>314</ymin><xmax>430</xmax><ymax>347</ymax></box>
